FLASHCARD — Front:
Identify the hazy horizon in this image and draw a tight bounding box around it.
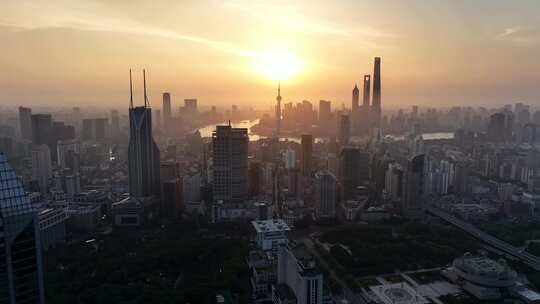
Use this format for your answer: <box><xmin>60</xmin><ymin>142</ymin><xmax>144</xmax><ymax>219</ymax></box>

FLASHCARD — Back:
<box><xmin>1</xmin><ymin>0</ymin><xmax>540</xmax><ymax>109</ymax></box>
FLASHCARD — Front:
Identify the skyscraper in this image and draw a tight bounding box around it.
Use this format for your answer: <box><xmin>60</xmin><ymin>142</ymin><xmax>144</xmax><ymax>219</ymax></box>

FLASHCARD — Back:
<box><xmin>352</xmin><ymin>84</ymin><xmax>359</xmax><ymax>113</ymax></box>
<box><xmin>0</xmin><ymin>153</ymin><xmax>46</xmax><ymax>304</ymax></box>
<box><xmin>212</xmin><ymin>125</ymin><xmax>248</xmax><ymax>204</ymax></box>
<box><xmin>128</xmin><ymin>70</ymin><xmax>161</xmax><ymax>198</ymax></box>
<box><xmin>363</xmin><ymin>75</ymin><xmax>371</xmax><ymax>108</ymax></box>
<box><xmin>31</xmin><ymin>145</ymin><xmax>52</xmax><ymax>194</ymax></box>
<box><xmin>362</xmin><ymin>75</ymin><xmax>371</xmax><ymax>134</ymax></box>
<box><xmin>318</xmin><ymin>100</ymin><xmax>331</xmax><ymax>130</ymax></box>
<box><xmin>18</xmin><ymin>106</ymin><xmax>32</xmax><ymax>141</ymax></box>
<box><xmin>31</xmin><ymin>114</ymin><xmax>52</xmax><ymax>147</ymax></box>
<box><xmin>163</xmin><ymin>92</ymin><xmax>171</xmax><ymax>122</ymax></box>
<box><xmin>184</xmin><ymin>98</ymin><xmax>198</xmax><ymax>114</ymax></box>
<box><xmin>372</xmin><ymin>57</ymin><xmax>382</xmax><ymax>128</ymax></box>
<box><xmin>340</xmin><ymin>147</ymin><xmax>370</xmax><ymax>200</ymax></box>
<box><xmin>339</xmin><ymin>114</ymin><xmax>350</xmax><ymax>146</ymax></box>
<box><xmin>301</xmin><ymin>134</ymin><xmax>313</xmax><ymax>178</ymax></box>
<box><xmin>315</xmin><ymin>170</ymin><xmax>337</xmax><ymax>218</ymax></box>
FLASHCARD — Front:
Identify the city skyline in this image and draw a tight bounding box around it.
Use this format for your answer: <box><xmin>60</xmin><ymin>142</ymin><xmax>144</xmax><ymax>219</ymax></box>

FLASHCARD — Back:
<box><xmin>1</xmin><ymin>1</ymin><xmax>540</xmax><ymax>108</ymax></box>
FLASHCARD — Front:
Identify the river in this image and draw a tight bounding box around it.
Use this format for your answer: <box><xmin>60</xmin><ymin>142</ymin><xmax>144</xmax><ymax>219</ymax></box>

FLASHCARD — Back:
<box><xmin>196</xmin><ymin>119</ymin><xmax>454</xmax><ymax>142</ymax></box>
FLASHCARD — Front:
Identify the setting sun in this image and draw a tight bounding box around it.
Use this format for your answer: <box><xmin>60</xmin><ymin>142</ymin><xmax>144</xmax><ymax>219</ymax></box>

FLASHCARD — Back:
<box><xmin>254</xmin><ymin>49</ymin><xmax>303</xmax><ymax>81</ymax></box>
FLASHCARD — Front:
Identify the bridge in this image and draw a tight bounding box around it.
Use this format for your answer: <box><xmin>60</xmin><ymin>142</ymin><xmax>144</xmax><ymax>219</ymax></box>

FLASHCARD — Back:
<box><xmin>426</xmin><ymin>206</ymin><xmax>540</xmax><ymax>271</ymax></box>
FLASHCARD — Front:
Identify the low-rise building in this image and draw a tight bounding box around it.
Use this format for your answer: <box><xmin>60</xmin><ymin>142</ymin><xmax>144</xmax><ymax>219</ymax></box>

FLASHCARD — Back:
<box><xmin>442</xmin><ymin>253</ymin><xmax>517</xmax><ymax>300</ymax></box>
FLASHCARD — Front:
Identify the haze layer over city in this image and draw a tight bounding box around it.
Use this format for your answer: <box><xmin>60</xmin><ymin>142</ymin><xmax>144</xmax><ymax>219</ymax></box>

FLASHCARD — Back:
<box><xmin>2</xmin><ymin>1</ymin><xmax>540</xmax><ymax>304</ymax></box>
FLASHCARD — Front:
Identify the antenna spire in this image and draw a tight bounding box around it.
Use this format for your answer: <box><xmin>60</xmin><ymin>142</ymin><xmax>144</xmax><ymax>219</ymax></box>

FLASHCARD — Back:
<box><xmin>143</xmin><ymin>69</ymin><xmax>148</xmax><ymax>107</ymax></box>
<box><xmin>129</xmin><ymin>69</ymin><xmax>133</xmax><ymax>108</ymax></box>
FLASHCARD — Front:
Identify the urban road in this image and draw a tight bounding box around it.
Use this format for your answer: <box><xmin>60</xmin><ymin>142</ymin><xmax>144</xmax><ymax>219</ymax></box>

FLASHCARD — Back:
<box><xmin>426</xmin><ymin>206</ymin><xmax>540</xmax><ymax>271</ymax></box>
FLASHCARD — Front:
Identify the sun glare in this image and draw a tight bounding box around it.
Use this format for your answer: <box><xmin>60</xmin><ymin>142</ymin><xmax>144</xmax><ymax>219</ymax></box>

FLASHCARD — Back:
<box><xmin>254</xmin><ymin>49</ymin><xmax>302</xmax><ymax>81</ymax></box>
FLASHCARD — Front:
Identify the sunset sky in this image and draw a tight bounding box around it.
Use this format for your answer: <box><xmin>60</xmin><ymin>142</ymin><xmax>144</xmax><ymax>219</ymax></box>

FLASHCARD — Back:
<box><xmin>1</xmin><ymin>0</ymin><xmax>540</xmax><ymax>109</ymax></box>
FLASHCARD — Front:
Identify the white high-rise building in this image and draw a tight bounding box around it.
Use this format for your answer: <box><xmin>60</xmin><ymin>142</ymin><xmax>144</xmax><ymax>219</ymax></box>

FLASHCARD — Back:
<box><xmin>274</xmin><ymin>241</ymin><xmax>324</xmax><ymax>304</ymax></box>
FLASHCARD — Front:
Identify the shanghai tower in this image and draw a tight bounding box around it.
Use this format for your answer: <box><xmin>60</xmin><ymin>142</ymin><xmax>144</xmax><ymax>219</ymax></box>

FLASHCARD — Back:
<box><xmin>128</xmin><ymin>70</ymin><xmax>161</xmax><ymax>198</ymax></box>
<box><xmin>372</xmin><ymin>57</ymin><xmax>382</xmax><ymax>128</ymax></box>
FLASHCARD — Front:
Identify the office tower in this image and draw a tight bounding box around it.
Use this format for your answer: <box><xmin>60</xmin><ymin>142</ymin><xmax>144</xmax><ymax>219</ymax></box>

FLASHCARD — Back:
<box><xmin>352</xmin><ymin>84</ymin><xmax>359</xmax><ymax>113</ymax></box>
<box><xmin>362</xmin><ymin>75</ymin><xmax>371</xmax><ymax>134</ymax></box>
<box><xmin>212</xmin><ymin>125</ymin><xmax>248</xmax><ymax>204</ymax></box>
<box><xmin>128</xmin><ymin>70</ymin><xmax>161</xmax><ymax>198</ymax></box>
<box><xmin>31</xmin><ymin>114</ymin><xmax>52</xmax><ymax>147</ymax></box>
<box><xmin>249</xmin><ymin>161</ymin><xmax>263</xmax><ymax>198</ymax></box>
<box><xmin>503</xmin><ymin>111</ymin><xmax>515</xmax><ymax>142</ymax></box>
<box><xmin>403</xmin><ymin>154</ymin><xmax>425</xmax><ymax>218</ymax></box>
<box><xmin>372</xmin><ymin>57</ymin><xmax>382</xmax><ymax>127</ymax></box>
<box><xmin>363</xmin><ymin>75</ymin><xmax>371</xmax><ymax>108</ymax></box>
<box><xmin>487</xmin><ymin>113</ymin><xmax>505</xmax><ymax>142</ymax></box>
<box><xmin>284</xmin><ymin>148</ymin><xmax>296</xmax><ymax>169</ymax></box>
<box><xmin>318</xmin><ymin>100</ymin><xmax>331</xmax><ymax>130</ymax></box>
<box><xmin>518</xmin><ymin>109</ymin><xmax>531</xmax><ymax>126</ymax></box>
<box><xmin>18</xmin><ymin>106</ymin><xmax>32</xmax><ymax>141</ymax></box>
<box><xmin>110</xmin><ymin>110</ymin><xmax>120</xmax><ymax>137</ymax></box>
<box><xmin>81</xmin><ymin>119</ymin><xmax>94</xmax><ymax>141</ymax></box>
<box><xmin>161</xmin><ymin>178</ymin><xmax>183</xmax><ymax>218</ymax></box>
<box><xmin>94</xmin><ymin>118</ymin><xmax>108</xmax><ymax>141</ymax></box>
<box><xmin>0</xmin><ymin>153</ymin><xmax>45</xmax><ymax>304</ymax></box>
<box><xmin>340</xmin><ymin>147</ymin><xmax>370</xmax><ymax>200</ymax></box>
<box><xmin>57</xmin><ymin>140</ymin><xmax>80</xmax><ymax>172</ymax></box>
<box><xmin>162</xmin><ymin>92</ymin><xmax>171</xmax><ymax>123</ymax></box>
<box><xmin>521</xmin><ymin>123</ymin><xmax>537</xmax><ymax>144</ymax></box>
<box><xmin>315</xmin><ymin>170</ymin><xmax>337</xmax><ymax>218</ymax></box>
<box><xmin>31</xmin><ymin>145</ymin><xmax>52</xmax><ymax>194</ymax></box>
<box><xmin>275</xmin><ymin>241</ymin><xmax>323</xmax><ymax>304</ymax></box>
<box><xmin>338</xmin><ymin>114</ymin><xmax>350</xmax><ymax>146</ymax></box>
<box><xmin>301</xmin><ymin>135</ymin><xmax>313</xmax><ymax>178</ymax></box>
<box><xmin>50</xmin><ymin>122</ymin><xmax>75</xmax><ymax>162</ymax></box>
<box><xmin>385</xmin><ymin>162</ymin><xmax>404</xmax><ymax>201</ymax></box>
<box><xmin>184</xmin><ymin>99</ymin><xmax>198</xmax><ymax>114</ymax></box>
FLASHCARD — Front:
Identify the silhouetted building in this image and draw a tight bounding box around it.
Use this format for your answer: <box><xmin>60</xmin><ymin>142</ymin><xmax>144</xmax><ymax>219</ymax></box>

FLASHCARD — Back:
<box><xmin>301</xmin><ymin>135</ymin><xmax>313</xmax><ymax>178</ymax></box>
<box><xmin>340</xmin><ymin>147</ymin><xmax>370</xmax><ymax>200</ymax></box>
<box><xmin>212</xmin><ymin>125</ymin><xmax>248</xmax><ymax>204</ymax></box>
<box><xmin>0</xmin><ymin>153</ymin><xmax>46</xmax><ymax>304</ymax></box>
<box><xmin>18</xmin><ymin>106</ymin><xmax>32</xmax><ymax>141</ymax></box>
<box><xmin>361</xmin><ymin>74</ymin><xmax>371</xmax><ymax>134</ymax></box>
<box><xmin>315</xmin><ymin>170</ymin><xmax>337</xmax><ymax>218</ymax></box>
<box><xmin>339</xmin><ymin>114</ymin><xmax>350</xmax><ymax>146</ymax></box>
<box><xmin>163</xmin><ymin>92</ymin><xmax>171</xmax><ymax>123</ymax></box>
<box><xmin>372</xmin><ymin>57</ymin><xmax>382</xmax><ymax>128</ymax></box>
<box><xmin>31</xmin><ymin>114</ymin><xmax>52</xmax><ymax>147</ymax></box>
<box><xmin>403</xmin><ymin>154</ymin><xmax>425</xmax><ymax>218</ymax></box>
<box><xmin>318</xmin><ymin>100</ymin><xmax>331</xmax><ymax>130</ymax></box>
<box><xmin>487</xmin><ymin>113</ymin><xmax>505</xmax><ymax>142</ymax></box>
<box><xmin>128</xmin><ymin>70</ymin><xmax>161</xmax><ymax>198</ymax></box>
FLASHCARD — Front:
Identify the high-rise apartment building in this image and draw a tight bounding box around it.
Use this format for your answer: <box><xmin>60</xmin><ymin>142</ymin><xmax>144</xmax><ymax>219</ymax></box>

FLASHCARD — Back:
<box><xmin>0</xmin><ymin>153</ymin><xmax>46</xmax><ymax>304</ymax></box>
<box><xmin>318</xmin><ymin>100</ymin><xmax>331</xmax><ymax>130</ymax></box>
<box><xmin>340</xmin><ymin>147</ymin><xmax>370</xmax><ymax>200</ymax></box>
<box><xmin>212</xmin><ymin>125</ymin><xmax>248</xmax><ymax>204</ymax></box>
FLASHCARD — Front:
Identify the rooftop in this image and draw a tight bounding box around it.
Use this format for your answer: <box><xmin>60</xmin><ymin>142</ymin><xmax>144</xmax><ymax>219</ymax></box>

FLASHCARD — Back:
<box><xmin>251</xmin><ymin>219</ymin><xmax>290</xmax><ymax>233</ymax></box>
